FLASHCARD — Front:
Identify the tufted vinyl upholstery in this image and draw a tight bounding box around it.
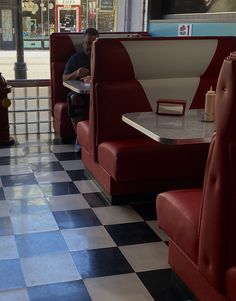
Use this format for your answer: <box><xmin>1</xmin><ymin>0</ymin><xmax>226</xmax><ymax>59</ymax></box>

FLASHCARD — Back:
<box><xmin>156</xmin><ymin>54</ymin><xmax>236</xmax><ymax>301</ymax></box>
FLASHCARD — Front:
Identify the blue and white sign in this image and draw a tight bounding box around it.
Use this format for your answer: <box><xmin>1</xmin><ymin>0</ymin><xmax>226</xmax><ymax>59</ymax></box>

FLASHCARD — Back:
<box><xmin>178</xmin><ymin>24</ymin><xmax>192</xmax><ymax>36</ymax></box>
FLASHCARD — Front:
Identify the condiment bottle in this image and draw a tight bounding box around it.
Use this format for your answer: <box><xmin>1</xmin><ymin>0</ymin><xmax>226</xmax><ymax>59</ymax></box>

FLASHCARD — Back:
<box><xmin>203</xmin><ymin>86</ymin><xmax>216</xmax><ymax>122</ymax></box>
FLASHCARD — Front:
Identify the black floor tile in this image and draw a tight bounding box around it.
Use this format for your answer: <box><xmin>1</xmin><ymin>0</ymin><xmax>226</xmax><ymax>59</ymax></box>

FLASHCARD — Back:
<box><xmin>0</xmin><ymin>216</ymin><xmax>13</xmax><ymax>235</ymax></box>
<box><xmin>40</xmin><ymin>182</ymin><xmax>79</xmax><ymax>196</ymax></box>
<box><xmin>0</xmin><ymin>156</ymin><xmax>26</xmax><ymax>165</ymax></box>
<box><xmin>82</xmin><ymin>192</ymin><xmax>108</xmax><ymax>207</ymax></box>
<box><xmin>67</xmin><ymin>170</ymin><xmax>89</xmax><ymax>181</ymax></box>
<box><xmin>132</xmin><ymin>201</ymin><xmax>157</xmax><ymax>220</ymax></box>
<box><xmin>1</xmin><ymin>174</ymin><xmax>38</xmax><ymax>187</ymax></box>
<box><xmin>0</xmin><ymin>187</ymin><xmax>5</xmax><ymax>200</ymax></box>
<box><xmin>72</xmin><ymin>247</ymin><xmax>134</xmax><ymax>278</ymax></box>
<box><xmin>54</xmin><ymin>152</ymin><xmax>81</xmax><ymax>161</ymax></box>
<box><xmin>138</xmin><ymin>269</ymin><xmax>197</xmax><ymax>301</ymax></box>
<box><xmin>53</xmin><ymin>209</ymin><xmax>102</xmax><ymax>229</ymax></box>
<box><xmin>138</xmin><ymin>269</ymin><xmax>173</xmax><ymax>300</ymax></box>
<box><xmin>105</xmin><ymin>222</ymin><xmax>162</xmax><ymax>246</ymax></box>
<box><xmin>27</xmin><ymin>280</ymin><xmax>92</xmax><ymax>301</ymax></box>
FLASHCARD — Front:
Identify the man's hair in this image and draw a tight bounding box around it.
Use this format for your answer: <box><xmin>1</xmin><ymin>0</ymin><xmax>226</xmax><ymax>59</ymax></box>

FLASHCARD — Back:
<box><xmin>84</xmin><ymin>28</ymin><xmax>99</xmax><ymax>37</ymax></box>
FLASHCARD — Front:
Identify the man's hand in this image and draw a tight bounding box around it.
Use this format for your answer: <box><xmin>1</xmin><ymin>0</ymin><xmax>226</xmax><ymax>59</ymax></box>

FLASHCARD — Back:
<box><xmin>76</xmin><ymin>67</ymin><xmax>89</xmax><ymax>78</ymax></box>
<box><xmin>81</xmin><ymin>75</ymin><xmax>91</xmax><ymax>83</ymax></box>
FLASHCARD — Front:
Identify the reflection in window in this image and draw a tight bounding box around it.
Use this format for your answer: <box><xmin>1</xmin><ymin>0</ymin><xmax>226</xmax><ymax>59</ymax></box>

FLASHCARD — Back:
<box><xmin>2</xmin><ymin>9</ymin><xmax>13</xmax><ymax>42</ymax></box>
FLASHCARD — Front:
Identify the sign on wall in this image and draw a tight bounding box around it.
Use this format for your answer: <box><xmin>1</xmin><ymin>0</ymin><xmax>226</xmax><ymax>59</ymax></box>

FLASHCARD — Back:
<box><xmin>178</xmin><ymin>24</ymin><xmax>192</xmax><ymax>36</ymax></box>
<box><xmin>56</xmin><ymin>0</ymin><xmax>81</xmax><ymax>5</ymax></box>
<box><xmin>99</xmin><ymin>0</ymin><xmax>113</xmax><ymax>11</ymax></box>
<box><xmin>56</xmin><ymin>4</ymin><xmax>81</xmax><ymax>32</ymax></box>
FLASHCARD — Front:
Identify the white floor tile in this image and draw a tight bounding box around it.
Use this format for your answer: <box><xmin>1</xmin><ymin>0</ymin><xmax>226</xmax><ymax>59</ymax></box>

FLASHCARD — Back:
<box><xmin>50</xmin><ymin>145</ymin><xmax>74</xmax><ymax>153</ymax></box>
<box><xmin>61</xmin><ymin>226</ymin><xmax>116</xmax><ymax>251</ymax></box>
<box><xmin>60</xmin><ymin>160</ymin><xmax>85</xmax><ymax>170</ymax></box>
<box><xmin>84</xmin><ymin>273</ymin><xmax>154</xmax><ymax>301</ymax></box>
<box><xmin>21</xmin><ymin>252</ymin><xmax>81</xmax><ymax>287</ymax></box>
<box><xmin>4</xmin><ymin>185</ymin><xmax>44</xmax><ymax>200</ymax></box>
<box><xmin>119</xmin><ymin>242</ymin><xmax>170</xmax><ymax>272</ymax></box>
<box><xmin>74</xmin><ymin>180</ymin><xmax>101</xmax><ymax>193</ymax></box>
<box><xmin>0</xmin><ymin>236</ymin><xmax>19</xmax><ymax>259</ymax></box>
<box><xmin>47</xmin><ymin>194</ymin><xmax>89</xmax><ymax>211</ymax></box>
<box><xmin>26</xmin><ymin>153</ymin><xmax>58</xmax><ymax>163</ymax></box>
<box><xmin>0</xmin><ymin>148</ymin><xmax>24</xmax><ymax>157</ymax></box>
<box><xmin>0</xmin><ymin>288</ymin><xmax>29</xmax><ymax>301</ymax></box>
<box><xmin>11</xmin><ymin>212</ymin><xmax>58</xmax><ymax>234</ymax></box>
<box><xmin>35</xmin><ymin>171</ymin><xmax>71</xmax><ymax>183</ymax></box>
<box><xmin>0</xmin><ymin>201</ymin><xmax>9</xmax><ymax>217</ymax></box>
<box><xmin>0</xmin><ymin>164</ymin><xmax>32</xmax><ymax>176</ymax></box>
<box><xmin>21</xmin><ymin>141</ymin><xmax>49</xmax><ymax>147</ymax></box>
<box><xmin>93</xmin><ymin>205</ymin><xmax>143</xmax><ymax>225</ymax></box>
<box><xmin>7</xmin><ymin>198</ymin><xmax>51</xmax><ymax>215</ymax></box>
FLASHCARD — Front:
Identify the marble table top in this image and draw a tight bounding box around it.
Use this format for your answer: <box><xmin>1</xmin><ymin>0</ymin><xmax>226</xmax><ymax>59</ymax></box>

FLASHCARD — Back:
<box><xmin>122</xmin><ymin>109</ymin><xmax>215</xmax><ymax>145</ymax></box>
<box><xmin>63</xmin><ymin>80</ymin><xmax>90</xmax><ymax>94</ymax></box>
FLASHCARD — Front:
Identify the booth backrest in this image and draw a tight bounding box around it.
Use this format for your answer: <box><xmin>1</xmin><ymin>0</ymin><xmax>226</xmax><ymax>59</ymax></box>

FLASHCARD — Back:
<box><xmin>197</xmin><ymin>55</ymin><xmax>236</xmax><ymax>291</ymax></box>
<box><xmin>49</xmin><ymin>32</ymin><xmax>149</xmax><ymax>116</ymax></box>
<box><xmin>89</xmin><ymin>36</ymin><xmax>236</xmax><ymax>160</ymax></box>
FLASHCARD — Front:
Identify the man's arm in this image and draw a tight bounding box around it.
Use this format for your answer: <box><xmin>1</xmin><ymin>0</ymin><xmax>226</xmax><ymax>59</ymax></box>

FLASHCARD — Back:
<box><xmin>63</xmin><ymin>53</ymin><xmax>90</xmax><ymax>81</ymax></box>
<box><xmin>63</xmin><ymin>67</ymin><xmax>89</xmax><ymax>81</ymax></box>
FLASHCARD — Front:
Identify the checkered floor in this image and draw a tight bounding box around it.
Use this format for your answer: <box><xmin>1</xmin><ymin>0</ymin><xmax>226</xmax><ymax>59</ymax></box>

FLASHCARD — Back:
<box><xmin>0</xmin><ymin>134</ymin><xmax>196</xmax><ymax>301</ymax></box>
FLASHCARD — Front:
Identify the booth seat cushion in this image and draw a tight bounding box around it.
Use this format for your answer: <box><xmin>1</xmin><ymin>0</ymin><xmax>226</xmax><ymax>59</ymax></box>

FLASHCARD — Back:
<box><xmin>226</xmin><ymin>267</ymin><xmax>236</xmax><ymax>301</ymax></box>
<box><xmin>157</xmin><ymin>189</ymin><xmax>202</xmax><ymax>263</ymax></box>
<box><xmin>53</xmin><ymin>102</ymin><xmax>74</xmax><ymax>130</ymax></box>
<box><xmin>98</xmin><ymin>140</ymin><xmax>209</xmax><ymax>182</ymax></box>
<box><xmin>51</xmin><ymin>61</ymin><xmax>70</xmax><ymax>111</ymax></box>
<box><xmin>77</xmin><ymin>120</ymin><xmax>90</xmax><ymax>152</ymax></box>
<box><xmin>54</xmin><ymin>102</ymin><xmax>69</xmax><ymax>123</ymax></box>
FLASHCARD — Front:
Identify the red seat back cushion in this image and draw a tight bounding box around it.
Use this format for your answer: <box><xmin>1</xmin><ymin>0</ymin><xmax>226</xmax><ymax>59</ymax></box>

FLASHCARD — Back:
<box><xmin>157</xmin><ymin>189</ymin><xmax>202</xmax><ymax>263</ymax></box>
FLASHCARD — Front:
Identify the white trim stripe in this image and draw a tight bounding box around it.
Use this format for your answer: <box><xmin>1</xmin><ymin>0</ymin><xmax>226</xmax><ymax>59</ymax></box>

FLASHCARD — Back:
<box><xmin>138</xmin><ymin>78</ymin><xmax>200</xmax><ymax>112</ymax></box>
<box><xmin>121</xmin><ymin>39</ymin><xmax>218</xmax><ymax>110</ymax></box>
<box><xmin>121</xmin><ymin>40</ymin><xmax>218</xmax><ymax>79</ymax></box>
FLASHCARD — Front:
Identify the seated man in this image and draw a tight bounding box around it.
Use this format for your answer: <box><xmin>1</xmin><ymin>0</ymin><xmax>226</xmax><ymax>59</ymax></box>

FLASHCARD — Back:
<box><xmin>63</xmin><ymin>27</ymin><xmax>99</xmax><ymax>151</ymax></box>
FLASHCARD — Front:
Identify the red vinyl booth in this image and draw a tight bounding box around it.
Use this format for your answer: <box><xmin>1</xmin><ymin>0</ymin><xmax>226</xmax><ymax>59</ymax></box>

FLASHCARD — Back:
<box><xmin>49</xmin><ymin>32</ymin><xmax>148</xmax><ymax>142</ymax></box>
<box><xmin>156</xmin><ymin>54</ymin><xmax>236</xmax><ymax>301</ymax></box>
<box><xmin>77</xmin><ymin>36</ymin><xmax>236</xmax><ymax>203</ymax></box>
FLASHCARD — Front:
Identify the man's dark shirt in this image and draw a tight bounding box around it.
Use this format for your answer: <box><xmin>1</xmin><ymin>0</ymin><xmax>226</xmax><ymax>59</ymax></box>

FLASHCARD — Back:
<box><xmin>63</xmin><ymin>49</ymin><xmax>90</xmax><ymax>78</ymax></box>
<box><xmin>64</xmin><ymin>48</ymin><xmax>90</xmax><ymax>119</ymax></box>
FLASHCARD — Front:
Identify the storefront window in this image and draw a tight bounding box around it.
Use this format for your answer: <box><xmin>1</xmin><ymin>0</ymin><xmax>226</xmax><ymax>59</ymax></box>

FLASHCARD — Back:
<box><xmin>98</xmin><ymin>0</ymin><xmax>115</xmax><ymax>32</ymax></box>
<box><xmin>22</xmin><ymin>0</ymin><xmax>55</xmax><ymax>48</ymax></box>
<box><xmin>21</xmin><ymin>0</ymin><xmax>116</xmax><ymax>49</ymax></box>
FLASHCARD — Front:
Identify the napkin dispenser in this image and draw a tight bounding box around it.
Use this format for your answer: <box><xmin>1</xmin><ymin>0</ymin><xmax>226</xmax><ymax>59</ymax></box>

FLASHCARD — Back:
<box><xmin>156</xmin><ymin>99</ymin><xmax>186</xmax><ymax>116</ymax></box>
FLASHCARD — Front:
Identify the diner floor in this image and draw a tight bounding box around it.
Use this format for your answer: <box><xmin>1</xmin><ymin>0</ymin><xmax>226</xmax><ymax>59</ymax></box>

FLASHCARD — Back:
<box><xmin>0</xmin><ymin>134</ymin><xmax>196</xmax><ymax>301</ymax></box>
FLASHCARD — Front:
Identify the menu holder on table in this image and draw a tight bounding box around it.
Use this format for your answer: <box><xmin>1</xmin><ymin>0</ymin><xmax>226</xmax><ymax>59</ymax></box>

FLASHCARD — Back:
<box><xmin>156</xmin><ymin>99</ymin><xmax>186</xmax><ymax>116</ymax></box>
